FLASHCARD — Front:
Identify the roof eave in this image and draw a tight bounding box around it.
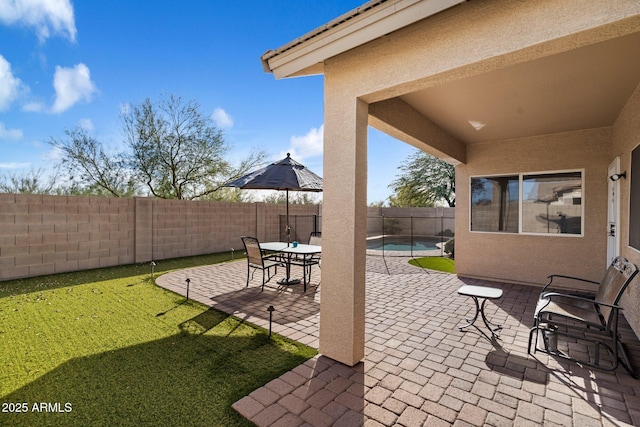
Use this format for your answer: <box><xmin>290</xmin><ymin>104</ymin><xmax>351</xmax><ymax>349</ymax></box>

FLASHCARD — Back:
<box><xmin>261</xmin><ymin>0</ymin><xmax>466</xmax><ymax>79</ymax></box>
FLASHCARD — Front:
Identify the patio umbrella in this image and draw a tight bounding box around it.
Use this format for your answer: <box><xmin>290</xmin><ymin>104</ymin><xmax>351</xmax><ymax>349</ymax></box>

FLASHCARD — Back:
<box><xmin>224</xmin><ymin>153</ymin><xmax>323</xmax><ymax>244</ymax></box>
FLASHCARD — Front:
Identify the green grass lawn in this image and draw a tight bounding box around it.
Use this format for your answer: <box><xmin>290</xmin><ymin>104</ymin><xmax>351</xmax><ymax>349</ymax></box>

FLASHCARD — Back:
<box><xmin>0</xmin><ymin>253</ymin><xmax>317</xmax><ymax>427</ymax></box>
<box><xmin>408</xmin><ymin>256</ymin><xmax>455</xmax><ymax>273</ymax></box>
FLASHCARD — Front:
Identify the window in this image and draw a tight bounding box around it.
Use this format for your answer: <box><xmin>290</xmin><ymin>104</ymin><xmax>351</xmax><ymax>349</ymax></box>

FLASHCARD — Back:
<box><xmin>471</xmin><ymin>171</ymin><xmax>583</xmax><ymax>235</ymax></box>
<box><xmin>522</xmin><ymin>172</ymin><xmax>582</xmax><ymax>234</ymax></box>
<box><xmin>471</xmin><ymin>176</ymin><xmax>519</xmax><ymax>233</ymax></box>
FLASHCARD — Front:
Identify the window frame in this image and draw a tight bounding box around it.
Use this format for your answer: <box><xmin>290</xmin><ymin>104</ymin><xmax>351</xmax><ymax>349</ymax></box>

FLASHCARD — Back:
<box><xmin>469</xmin><ymin>174</ymin><xmax>520</xmax><ymax>234</ymax></box>
<box><xmin>470</xmin><ymin>169</ymin><xmax>585</xmax><ymax>237</ymax></box>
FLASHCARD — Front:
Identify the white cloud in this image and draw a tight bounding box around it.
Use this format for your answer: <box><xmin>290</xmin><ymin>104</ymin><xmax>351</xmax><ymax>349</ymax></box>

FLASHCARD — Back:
<box><xmin>21</xmin><ymin>101</ymin><xmax>45</xmax><ymax>112</ymax></box>
<box><xmin>282</xmin><ymin>124</ymin><xmax>324</xmax><ymax>161</ymax></box>
<box><xmin>0</xmin><ymin>122</ymin><xmax>23</xmax><ymax>140</ymax></box>
<box><xmin>51</xmin><ymin>63</ymin><xmax>97</xmax><ymax>113</ymax></box>
<box><xmin>0</xmin><ymin>161</ymin><xmax>30</xmax><ymax>169</ymax></box>
<box><xmin>43</xmin><ymin>145</ymin><xmax>62</xmax><ymax>161</ymax></box>
<box><xmin>211</xmin><ymin>107</ymin><xmax>233</xmax><ymax>129</ymax></box>
<box><xmin>78</xmin><ymin>117</ymin><xmax>94</xmax><ymax>131</ymax></box>
<box><xmin>0</xmin><ymin>0</ymin><xmax>76</xmax><ymax>42</ymax></box>
<box><xmin>0</xmin><ymin>55</ymin><xmax>24</xmax><ymax>111</ymax></box>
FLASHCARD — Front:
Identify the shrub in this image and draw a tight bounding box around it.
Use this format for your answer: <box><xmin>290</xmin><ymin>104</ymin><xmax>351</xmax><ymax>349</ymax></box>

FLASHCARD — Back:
<box><xmin>439</xmin><ymin>229</ymin><xmax>455</xmax><ymax>237</ymax></box>
<box><xmin>444</xmin><ymin>237</ymin><xmax>455</xmax><ymax>259</ymax></box>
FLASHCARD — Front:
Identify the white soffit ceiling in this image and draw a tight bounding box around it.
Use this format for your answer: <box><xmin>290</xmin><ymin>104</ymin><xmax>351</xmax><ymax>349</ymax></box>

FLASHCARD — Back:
<box><xmin>401</xmin><ymin>31</ymin><xmax>640</xmax><ymax>144</ymax></box>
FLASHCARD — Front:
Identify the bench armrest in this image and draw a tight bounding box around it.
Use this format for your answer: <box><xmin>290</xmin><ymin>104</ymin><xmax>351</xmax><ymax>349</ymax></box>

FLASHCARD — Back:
<box><xmin>543</xmin><ymin>292</ymin><xmax>623</xmax><ymax>310</ymax></box>
<box><xmin>542</xmin><ymin>274</ymin><xmax>600</xmax><ymax>293</ymax></box>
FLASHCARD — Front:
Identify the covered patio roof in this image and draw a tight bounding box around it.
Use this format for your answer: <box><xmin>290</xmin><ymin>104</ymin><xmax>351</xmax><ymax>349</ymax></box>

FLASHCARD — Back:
<box><xmin>262</xmin><ymin>0</ymin><xmax>640</xmax><ymax>157</ymax></box>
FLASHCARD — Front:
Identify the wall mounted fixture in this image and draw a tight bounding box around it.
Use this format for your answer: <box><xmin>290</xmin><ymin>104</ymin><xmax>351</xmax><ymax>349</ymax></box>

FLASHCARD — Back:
<box><xmin>610</xmin><ymin>172</ymin><xmax>627</xmax><ymax>181</ymax></box>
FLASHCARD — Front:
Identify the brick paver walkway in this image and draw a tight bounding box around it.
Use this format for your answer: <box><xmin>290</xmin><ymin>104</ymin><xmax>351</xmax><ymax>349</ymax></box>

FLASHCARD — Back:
<box><xmin>156</xmin><ymin>256</ymin><xmax>640</xmax><ymax>426</ymax></box>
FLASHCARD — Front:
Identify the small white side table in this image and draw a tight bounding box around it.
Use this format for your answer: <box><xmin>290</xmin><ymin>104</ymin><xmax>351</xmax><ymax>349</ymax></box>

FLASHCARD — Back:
<box><xmin>457</xmin><ymin>285</ymin><xmax>503</xmax><ymax>338</ymax></box>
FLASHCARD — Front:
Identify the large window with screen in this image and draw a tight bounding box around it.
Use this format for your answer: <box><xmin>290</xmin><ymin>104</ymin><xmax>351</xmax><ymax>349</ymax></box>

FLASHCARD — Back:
<box><xmin>471</xmin><ymin>176</ymin><xmax>519</xmax><ymax>233</ymax></box>
<box><xmin>522</xmin><ymin>172</ymin><xmax>582</xmax><ymax>235</ymax></box>
<box><xmin>471</xmin><ymin>171</ymin><xmax>583</xmax><ymax>235</ymax></box>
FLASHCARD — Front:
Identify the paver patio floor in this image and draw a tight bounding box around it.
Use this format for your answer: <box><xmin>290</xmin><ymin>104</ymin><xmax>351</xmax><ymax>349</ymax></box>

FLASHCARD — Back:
<box><xmin>156</xmin><ymin>256</ymin><xmax>640</xmax><ymax>426</ymax></box>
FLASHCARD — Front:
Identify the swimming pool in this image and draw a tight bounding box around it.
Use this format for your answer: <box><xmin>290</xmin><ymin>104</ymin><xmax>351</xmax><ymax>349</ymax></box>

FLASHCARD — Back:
<box><xmin>366</xmin><ymin>235</ymin><xmax>443</xmax><ymax>252</ymax></box>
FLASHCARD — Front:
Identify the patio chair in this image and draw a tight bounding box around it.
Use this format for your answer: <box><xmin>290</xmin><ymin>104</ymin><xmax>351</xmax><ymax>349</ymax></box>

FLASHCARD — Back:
<box><xmin>285</xmin><ymin>232</ymin><xmax>321</xmax><ymax>288</ymax></box>
<box><xmin>527</xmin><ymin>256</ymin><xmax>639</xmax><ymax>378</ymax></box>
<box><xmin>306</xmin><ymin>231</ymin><xmax>322</xmax><ymax>277</ymax></box>
<box><xmin>308</xmin><ymin>231</ymin><xmax>321</xmax><ymax>246</ymax></box>
<box><xmin>241</xmin><ymin>236</ymin><xmax>282</xmax><ymax>291</ymax></box>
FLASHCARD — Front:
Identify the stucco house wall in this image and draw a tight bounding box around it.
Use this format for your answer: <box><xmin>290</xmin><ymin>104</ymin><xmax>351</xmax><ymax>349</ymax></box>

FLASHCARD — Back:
<box><xmin>612</xmin><ymin>83</ymin><xmax>640</xmax><ymax>336</ymax></box>
<box><xmin>455</xmin><ymin>128</ymin><xmax>610</xmax><ymax>286</ymax></box>
<box><xmin>261</xmin><ymin>0</ymin><xmax>640</xmax><ymax>365</ymax></box>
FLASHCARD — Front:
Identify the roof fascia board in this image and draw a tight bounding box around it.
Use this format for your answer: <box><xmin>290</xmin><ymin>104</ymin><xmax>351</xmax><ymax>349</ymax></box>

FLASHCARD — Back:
<box><xmin>265</xmin><ymin>0</ymin><xmax>402</xmax><ymax>74</ymax></box>
<box><xmin>263</xmin><ymin>0</ymin><xmax>466</xmax><ymax>79</ymax></box>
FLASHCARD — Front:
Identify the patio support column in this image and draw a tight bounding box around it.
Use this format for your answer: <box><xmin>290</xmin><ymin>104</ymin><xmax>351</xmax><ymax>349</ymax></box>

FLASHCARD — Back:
<box><xmin>319</xmin><ymin>91</ymin><xmax>368</xmax><ymax>366</ymax></box>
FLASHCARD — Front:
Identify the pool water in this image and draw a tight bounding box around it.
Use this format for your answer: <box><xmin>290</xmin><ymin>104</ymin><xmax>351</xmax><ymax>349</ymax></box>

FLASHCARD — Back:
<box><xmin>366</xmin><ymin>236</ymin><xmax>441</xmax><ymax>252</ymax></box>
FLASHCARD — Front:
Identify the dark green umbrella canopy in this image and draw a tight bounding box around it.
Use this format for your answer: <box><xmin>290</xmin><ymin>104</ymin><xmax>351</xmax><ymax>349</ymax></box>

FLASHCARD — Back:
<box><xmin>225</xmin><ymin>153</ymin><xmax>322</xmax><ymax>192</ymax></box>
<box><xmin>225</xmin><ymin>153</ymin><xmax>322</xmax><ymax>243</ymax></box>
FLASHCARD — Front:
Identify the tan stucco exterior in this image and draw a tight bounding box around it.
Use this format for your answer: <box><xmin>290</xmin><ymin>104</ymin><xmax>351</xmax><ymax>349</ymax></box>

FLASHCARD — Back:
<box><xmin>612</xmin><ymin>84</ymin><xmax>640</xmax><ymax>338</ymax></box>
<box><xmin>456</xmin><ymin>128</ymin><xmax>610</xmax><ymax>285</ymax></box>
<box><xmin>263</xmin><ymin>0</ymin><xmax>640</xmax><ymax>365</ymax></box>
<box><xmin>318</xmin><ymin>90</ymin><xmax>368</xmax><ymax>365</ymax></box>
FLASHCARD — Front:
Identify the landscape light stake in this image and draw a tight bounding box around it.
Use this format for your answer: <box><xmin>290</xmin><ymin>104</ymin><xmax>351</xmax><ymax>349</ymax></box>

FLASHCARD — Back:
<box><xmin>267</xmin><ymin>305</ymin><xmax>275</xmax><ymax>337</ymax></box>
<box><xmin>150</xmin><ymin>261</ymin><xmax>156</xmax><ymax>278</ymax></box>
<box><xmin>231</xmin><ymin>248</ymin><xmax>234</xmax><ymax>260</ymax></box>
<box><xmin>185</xmin><ymin>278</ymin><xmax>191</xmax><ymax>301</ymax></box>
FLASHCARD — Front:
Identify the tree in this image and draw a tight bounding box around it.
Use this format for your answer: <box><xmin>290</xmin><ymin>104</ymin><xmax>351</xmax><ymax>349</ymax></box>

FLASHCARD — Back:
<box><xmin>50</xmin><ymin>127</ymin><xmax>136</xmax><ymax>197</ymax></box>
<box><xmin>261</xmin><ymin>192</ymin><xmax>320</xmax><ymax>205</ymax></box>
<box><xmin>388</xmin><ymin>184</ymin><xmax>434</xmax><ymax>207</ymax></box>
<box><xmin>0</xmin><ymin>168</ymin><xmax>61</xmax><ymax>194</ymax></box>
<box><xmin>389</xmin><ymin>150</ymin><xmax>455</xmax><ymax>207</ymax></box>
<box><xmin>204</xmin><ymin>187</ymin><xmax>254</xmax><ymax>203</ymax></box>
<box><xmin>51</xmin><ymin>94</ymin><xmax>266</xmax><ymax>200</ymax></box>
<box><xmin>124</xmin><ymin>95</ymin><xmax>223</xmax><ymax>199</ymax></box>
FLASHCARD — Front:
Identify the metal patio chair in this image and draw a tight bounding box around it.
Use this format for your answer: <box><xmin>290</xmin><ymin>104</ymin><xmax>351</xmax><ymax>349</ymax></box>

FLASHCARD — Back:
<box><xmin>305</xmin><ymin>231</ymin><xmax>322</xmax><ymax>279</ymax></box>
<box><xmin>308</xmin><ymin>231</ymin><xmax>321</xmax><ymax>246</ymax></box>
<box><xmin>528</xmin><ymin>256</ymin><xmax>639</xmax><ymax>378</ymax></box>
<box><xmin>241</xmin><ymin>236</ymin><xmax>282</xmax><ymax>291</ymax></box>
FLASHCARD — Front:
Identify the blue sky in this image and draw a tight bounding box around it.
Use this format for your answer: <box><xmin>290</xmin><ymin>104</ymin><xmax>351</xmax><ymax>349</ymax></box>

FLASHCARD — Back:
<box><xmin>0</xmin><ymin>0</ymin><xmax>416</xmax><ymax>203</ymax></box>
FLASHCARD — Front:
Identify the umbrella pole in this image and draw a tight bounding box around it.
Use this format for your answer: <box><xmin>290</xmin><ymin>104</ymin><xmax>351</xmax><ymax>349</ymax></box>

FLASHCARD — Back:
<box><xmin>286</xmin><ymin>189</ymin><xmax>290</xmax><ymax>245</ymax></box>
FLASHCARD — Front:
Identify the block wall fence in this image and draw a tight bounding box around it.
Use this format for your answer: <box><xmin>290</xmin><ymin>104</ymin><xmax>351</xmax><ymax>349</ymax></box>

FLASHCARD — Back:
<box><xmin>0</xmin><ymin>194</ymin><xmax>320</xmax><ymax>281</ymax></box>
<box><xmin>366</xmin><ymin>206</ymin><xmax>455</xmax><ymax>237</ymax></box>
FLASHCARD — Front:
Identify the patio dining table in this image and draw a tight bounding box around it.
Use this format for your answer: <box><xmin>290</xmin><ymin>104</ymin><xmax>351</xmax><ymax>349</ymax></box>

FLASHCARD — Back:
<box><xmin>260</xmin><ymin>242</ymin><xmax>321</xmax><ymax>291</ymax></box>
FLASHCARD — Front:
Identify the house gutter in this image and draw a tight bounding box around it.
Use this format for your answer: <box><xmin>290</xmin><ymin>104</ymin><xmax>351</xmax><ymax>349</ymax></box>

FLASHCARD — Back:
<box><xmin>261</xmin><ymin>0</ymin><xmax>466</xmax><ymax>79</ymax></box>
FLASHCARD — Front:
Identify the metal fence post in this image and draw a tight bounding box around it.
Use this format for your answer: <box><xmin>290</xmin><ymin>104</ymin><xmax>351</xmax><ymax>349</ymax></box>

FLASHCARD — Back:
<box><xmin>441</xmin><ymin>211</ymin><xmax>444</xmax><ymax>256</ymax></box>
<box><xmin>411</xmin><ymin>216</ymin><xmax>414</xmax><ymax>258</ymax></box>
<box><xmin>382</xmin><ymin>214</ymin><xmax>386</xmax><ymax>257</ymax></box>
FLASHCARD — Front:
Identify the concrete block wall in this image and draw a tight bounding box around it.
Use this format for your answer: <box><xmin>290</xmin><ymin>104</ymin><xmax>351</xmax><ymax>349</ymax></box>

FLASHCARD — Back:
<box><xmin>0</xmin><ymin>194</ymin><xmax>135</xmax><ymax>281</ymax></box>
<box><xmin>366</xmin><ymin>206</ymin><xmax>455</xmax><ymax>237</ymax></box>
<box><xmin>0</xmin><ymin>193</ymin><xmax>451</xmax><ymax>282</ymax></box>
<box><xmin>0</xmin><ymin>194</ymin><xmax>320</xmax><ymax>281</ymax></box>
<box><xmin>148</xmin><ymin>199</ymin><xmax>259</xmax><ymax>261</ymax></box>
